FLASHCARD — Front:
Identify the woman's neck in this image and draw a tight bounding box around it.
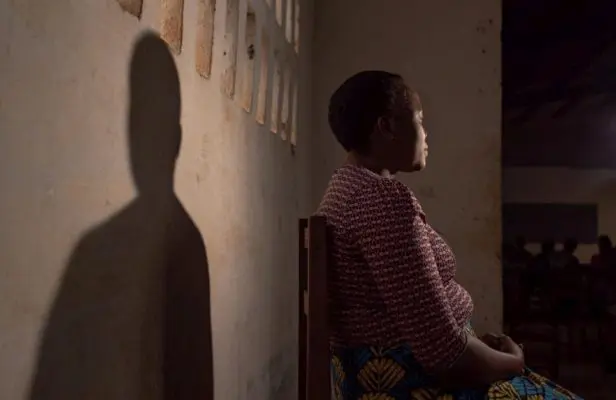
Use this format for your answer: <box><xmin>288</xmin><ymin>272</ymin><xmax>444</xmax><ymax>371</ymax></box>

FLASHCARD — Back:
<box><xmin>346</xmin><ymin>152</ymin><xmax>394</xmax><ymax>177</ymax></box>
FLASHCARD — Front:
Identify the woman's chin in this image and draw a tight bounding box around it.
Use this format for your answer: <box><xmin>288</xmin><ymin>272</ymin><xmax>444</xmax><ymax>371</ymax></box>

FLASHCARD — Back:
<box><xmin>400</xmin><ymin>158</ymin><xmax>427</xmax><ymax>173</ymax></box>
<box><xmin>412</xmin><ymin>159</ymin><xmax>427</xmax><ymax>172</ymax></box>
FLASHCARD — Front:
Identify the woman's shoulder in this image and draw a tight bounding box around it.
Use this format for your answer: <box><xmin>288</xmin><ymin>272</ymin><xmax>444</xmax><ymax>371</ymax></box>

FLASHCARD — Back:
<box><xmin>343</xmin><ymin>175</ymin><xmax>422</xmax><ymax>218</ymax></box>
<box><xmin>321</xmin><ymin>166</ymin><xmax>425</xmax><ymax>222</ymax></box>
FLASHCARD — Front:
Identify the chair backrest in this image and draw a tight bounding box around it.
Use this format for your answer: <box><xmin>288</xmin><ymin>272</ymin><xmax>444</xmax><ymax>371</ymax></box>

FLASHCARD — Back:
<box><xmin>298</xmin><ymin>216</ymin><xmax>330</xmax><ymax>400</ymax></box>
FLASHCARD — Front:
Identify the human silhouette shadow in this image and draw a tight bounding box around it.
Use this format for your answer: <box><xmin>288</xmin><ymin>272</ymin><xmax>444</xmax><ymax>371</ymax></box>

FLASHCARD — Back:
<box><xmin>29</xmin><ymin>32</ymin><xmax>213</xmax><ymax>400</ymax></box>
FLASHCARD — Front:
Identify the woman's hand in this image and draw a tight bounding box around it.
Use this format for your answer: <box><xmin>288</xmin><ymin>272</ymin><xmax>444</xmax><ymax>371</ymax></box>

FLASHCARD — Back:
<box><xmin>499</xmin><ymin>335</ymin><xmax>525</xmax><ymax>361</ymax></box>
<box><xmin>480</xmin><ymin>333</ymin><xmax>525</xmax><ymax>369</ymax></box>
<box><xmin>480</xmin><ymin>333</ymin><xmax>506</xmax><ymax>350</ymax></box>
<box><xmin>441</xmin><ymin>333</ymin><xmax>526</xmax><ymax>388</ymax></box>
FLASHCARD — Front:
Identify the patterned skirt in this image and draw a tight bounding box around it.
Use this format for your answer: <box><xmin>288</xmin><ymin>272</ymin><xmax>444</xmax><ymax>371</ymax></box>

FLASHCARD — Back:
<box><xmin>331</xmin><ymin>337</ymin><xmax>582</xmax><ymax>400</ymax></box>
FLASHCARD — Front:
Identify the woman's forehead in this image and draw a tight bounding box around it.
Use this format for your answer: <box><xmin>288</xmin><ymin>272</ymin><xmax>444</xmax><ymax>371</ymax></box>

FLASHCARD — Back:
<box><xmin>408</xmin><ymin>89</ymin><xmax>422</xmax><ymax>112</ymax></box>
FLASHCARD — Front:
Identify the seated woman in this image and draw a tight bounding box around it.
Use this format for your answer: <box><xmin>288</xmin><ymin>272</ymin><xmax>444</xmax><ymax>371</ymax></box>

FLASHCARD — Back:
<box><xmin>316</xmin><ymin>71</ymin><xmax>581</xmax><ymax>399</ymax></box>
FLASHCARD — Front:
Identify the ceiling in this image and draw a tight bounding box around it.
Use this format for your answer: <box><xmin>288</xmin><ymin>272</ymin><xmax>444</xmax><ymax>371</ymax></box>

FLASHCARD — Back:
<box><xmin>503</xmin><ymin>0</ymin><xmax>616</xmax><ymax>114</ymax></box>
<box><xmin>503</xmin><ymin>0</ymin><xmax>616</xmax><ymax>168</ymax></box>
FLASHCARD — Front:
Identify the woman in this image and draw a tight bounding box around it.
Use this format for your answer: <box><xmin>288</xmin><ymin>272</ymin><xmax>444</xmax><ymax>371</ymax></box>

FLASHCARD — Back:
<box><xmin>316</xmin><ymin>71</ymin><xmax>581</xmax><ymax>399</ymax></box>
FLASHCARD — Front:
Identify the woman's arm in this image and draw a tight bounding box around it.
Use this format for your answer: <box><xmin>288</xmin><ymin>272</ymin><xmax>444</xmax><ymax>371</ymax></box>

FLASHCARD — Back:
<box><xmin>439</xmin><ymin>334</ymin><xmax>524</xmax><ymax>388</ymax></box>
<box><xmin>349</xmin><ymin>179</ymin><xmax>523</xmax><ymax>387</ymax></box>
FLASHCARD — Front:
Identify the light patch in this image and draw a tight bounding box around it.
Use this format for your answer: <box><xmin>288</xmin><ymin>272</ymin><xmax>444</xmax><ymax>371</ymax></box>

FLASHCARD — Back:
<box><xmin>221</xmin><ymin>0</ymin><xmax>240</xmax><ymax>97</ymax></box>
<box><xmin>293</xmin><ymin>0</ymin><xmax>300</xmax><ymax>53</ymax></box>
<box><xmin>160</xmin><ymin>0</ymin><xmax>185</xmax><ymax>54</ymax></box>
<box><xmin>275</xmin><ymin>0</ymin><xmax>283</xmax><ymax>26</ymax></box>
<box><xmin>290</xmin><ymin>79</ymin><xmax>298</xmax><ymax>147</ymax></box>
<box><xmin>195</xmin><ymin>0</ymin><xmax>216</xmax><ymax>78</ymax></box>
<box><xmin>238</xmin><ymin>7</ymin><xmax>257</xmax><ymax>111</ymax></box>
<box><xmin>270</xmin><ymin>51</ymin><xmax>282</xmax><ymax>133</ymax></box>
<box><xmin>284</xmin><ymin>0</ymin><xmax>293</xmax><ymax>43</ymax></box>
<box><xmin>116</xmin><ymin>0</ymin><xmax>143</xmax><ymax>18</ymax></box>
<box><xmin>280</xmin><ymin>63</ymin><xmax>291</xmax><ymax>140</ymax></box>
<box><xmin>255</xmin><ymin>29</ymin><xmax>270</xmax><ymax>125</ymax></box>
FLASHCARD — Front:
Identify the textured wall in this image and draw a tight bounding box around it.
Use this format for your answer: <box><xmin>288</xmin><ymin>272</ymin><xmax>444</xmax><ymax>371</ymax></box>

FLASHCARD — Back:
<box><xmin>311</xmin><ymin>0</ymin><xmax>502</xmax><ymax>334</ymax></box>
<box><xmin>0</xmin><ymin>0</ymin><xmax>311</xmax><ymax>398</ymax></box>
<box><xmin>504</xmin><ymin>167</ymin><xmax>616</xmax><ymax>262</ymax></box>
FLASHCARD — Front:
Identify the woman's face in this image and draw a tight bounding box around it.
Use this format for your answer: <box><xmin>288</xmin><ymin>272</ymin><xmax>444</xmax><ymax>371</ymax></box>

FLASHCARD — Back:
<box><xmin>386</xmin><ymin>91</ymin><xmax>428</xmax><ymax>173</ymax></box>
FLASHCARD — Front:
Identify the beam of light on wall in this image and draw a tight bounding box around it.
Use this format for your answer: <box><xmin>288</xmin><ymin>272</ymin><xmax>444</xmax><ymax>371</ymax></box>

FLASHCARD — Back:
<box><xmin>161</xmin><ymin>0</ymin><xmax>185</xmax><ymax>54</ymax></box>
<box><xmin>256</xmin><ymin>28</ymin><xmax>270</xmax><ymax>125</ymax></box>
<box><xmin>222</xmin><ymin>0</ymin><xmax>240</xmax><ymax>97</ymax></box>
<box><xmin>270</xmin><ymin>50</ymin><xmax>281</xmax><ymax>133</ymax></box>
<box><xmin>196</xmin><ymin>0</ymin><xmax>216</xmax><ymax>78</ymax></box>
<box><xmin>238</xmin><ymin>5</ymin><xmax>257</xmax><ymax>112</ymax></box>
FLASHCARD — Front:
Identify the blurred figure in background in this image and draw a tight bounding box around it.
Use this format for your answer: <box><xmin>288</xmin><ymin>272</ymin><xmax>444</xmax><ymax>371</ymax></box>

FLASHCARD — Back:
<box><xmin>552</xmin><ymin>238</ymin><xmax>580</xmax><ymax>269</ymax></box>
<box><xmin>511</xmin><ymin>235</ymin><xmax>533</xmax><ymax>268</ymax></box>
<box><xmin>591</xmin><ymin>235</ymin><xmax>614</xmax><ymax>269</ymax></box>
<box><xmin>534</xmin><ymin>239</ymin><xmax>556</xmax><ymax>270</ymax></box>
<box><xmin>527</xmin><ymin>240</ymin><xmax>555</xmax><ymax>294</ymax></box>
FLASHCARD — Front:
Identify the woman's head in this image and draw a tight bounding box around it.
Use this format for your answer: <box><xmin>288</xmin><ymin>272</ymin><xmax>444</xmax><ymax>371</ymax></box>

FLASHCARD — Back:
<box><xmin>328</xmin><ymin>70</ymin><xmax>427</xmax><ymax>173</ymax></box>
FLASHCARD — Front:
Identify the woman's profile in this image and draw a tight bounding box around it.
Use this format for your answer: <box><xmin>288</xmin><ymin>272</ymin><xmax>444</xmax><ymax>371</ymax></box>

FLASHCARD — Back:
<box><xmin>316</xmin><ymin>70</ymin><xmax>581</xmax><ymax>399</ymax></box>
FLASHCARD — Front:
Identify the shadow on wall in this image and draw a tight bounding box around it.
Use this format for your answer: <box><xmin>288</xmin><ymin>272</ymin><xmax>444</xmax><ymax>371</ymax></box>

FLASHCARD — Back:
<box><xmin>28</xmin><ymin>32</ymin><xmax>214</xmax><ymax>400</ymax></box>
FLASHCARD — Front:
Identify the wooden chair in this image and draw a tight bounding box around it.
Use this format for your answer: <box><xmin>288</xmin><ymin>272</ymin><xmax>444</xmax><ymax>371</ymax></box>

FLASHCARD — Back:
<box><xmin>298</xmin><ymin>216</ymin><xmax>331</xmax><ymax>400</ymax></box>
<box><xmin>551</xmin><ymin>266</ymin><xmax>593</xmax><ymax>362</ymax></box>
<box><xmin>503</xmin><ymin>268</ymin><xmax>560</xmax><ymax>378</ymax></box>
<box><xmin>584</xmin><ymin>267</ymin><xmax>613</xmax><ymax>364</ymax></box>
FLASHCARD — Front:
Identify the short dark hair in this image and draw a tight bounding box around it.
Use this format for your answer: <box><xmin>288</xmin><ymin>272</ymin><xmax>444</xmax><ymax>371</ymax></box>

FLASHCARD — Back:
<box><xmin>328</xmin><ymin>70</ymin><xmax>409</xmax><ymax>154</ymax></box>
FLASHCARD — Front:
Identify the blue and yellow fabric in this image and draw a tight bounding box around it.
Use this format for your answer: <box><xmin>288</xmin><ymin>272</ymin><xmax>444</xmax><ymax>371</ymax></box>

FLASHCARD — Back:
<box><xmin>330</xmin><ymin>328</ymin><xmax>582</xmax><ymax>400</ymax></box>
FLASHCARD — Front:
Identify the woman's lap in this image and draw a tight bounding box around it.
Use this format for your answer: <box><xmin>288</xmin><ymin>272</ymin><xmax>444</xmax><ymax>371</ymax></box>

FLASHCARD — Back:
<box><xmin>331</xmin><ymin>346</ymin><xmax>583</xmax><ymax>400</ymax></box>
<box><xmin>487</xmin><ymin>370</ymin><xmax>581</xmax><ymax>399</ymax></box>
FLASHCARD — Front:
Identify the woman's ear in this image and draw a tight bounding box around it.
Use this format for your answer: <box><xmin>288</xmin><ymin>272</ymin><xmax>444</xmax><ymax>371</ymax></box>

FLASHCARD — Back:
<box><xmin>376</xmin><ymin>115</ymin><xmax>396</xmax><ymax>140</ymax></box>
